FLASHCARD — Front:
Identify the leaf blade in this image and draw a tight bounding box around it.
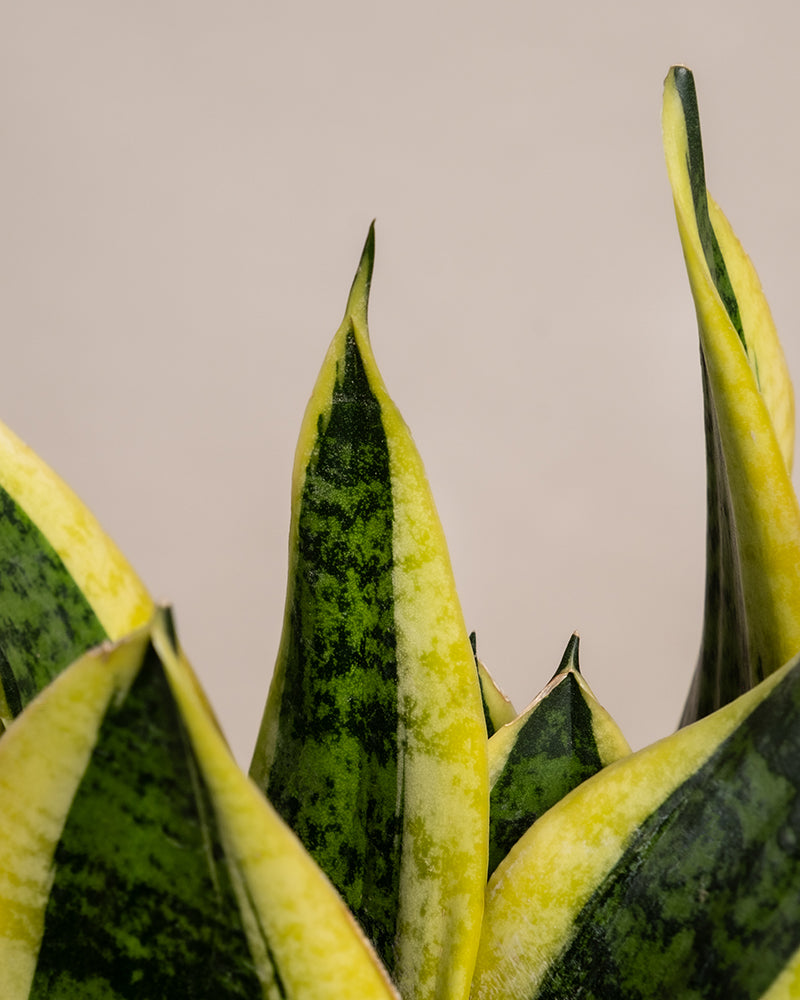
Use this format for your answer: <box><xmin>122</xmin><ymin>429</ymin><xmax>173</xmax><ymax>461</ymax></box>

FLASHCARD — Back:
<box><xmin>0</xmin><ymin>613</ymin><xmax>399</xmax><ymax>1000</ymax></box>
<box><xmin>471</xmin><ymin>654</ymin><xmax>800</xmax><ymax>999</ymax></box>
<box><xmin>471</xmin><ymin>633</ymin><xmax>516</xmax><ymax>738</ymax></box>
<box><xmin>0</xmin><ymin>421</ymin><xmax>153</xmax><ymax>723</ymax></box>
<box><xmin>0</xmin><ymin>627</ymin><xmax>149</xmax><ymax>999</ymax></box>
<box><xmin>662</xmin><ymin>65</ymin><xmax>800</xmax><ymax>720</ymax></box>
<box><xmin>250</xmin><ymin>226</ymin><xmax>488</xmax><ymax>1000</ymax></box>
<box><xmin>155</xmin><ymin>615</ymin><xmax>401</xmax><ymax>1000</ymax></box>
<box><xmin>486</xmin><ymin>634</ymin><xmax>629</xmax><ymax>877</ymax></box>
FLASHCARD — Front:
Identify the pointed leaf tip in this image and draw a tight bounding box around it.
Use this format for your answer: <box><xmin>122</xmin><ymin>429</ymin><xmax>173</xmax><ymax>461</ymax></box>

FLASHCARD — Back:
<box><xmin>671</xmin><ymin>66</ymin><xmax>705</xmax><ymax>180</ymax></box>
<box><xmin>159</xmin><ymin>605</ymin><xmax>179</xmax><ymax>652</ymax></box>
<box><xmin>664</xmin><ymin>64</ymin><xmax>745</xmax><ymax>350</ymax></box>
<box><xmin>551</xmin><ymin>632</ymin><xmax>580</xmax><ymax>680</ymax></box>
<box><xmin>344</xmin><ymin>222</ymin><xmax>376</xmax><ymax>331</ymax></box>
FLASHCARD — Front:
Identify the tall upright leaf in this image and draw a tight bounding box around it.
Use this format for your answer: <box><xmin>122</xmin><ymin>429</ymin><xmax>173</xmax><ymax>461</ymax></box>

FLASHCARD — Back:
<box><xmin>250</xmin><ymin>226</ymin><xmax>488</xmax><ymax>1000</ymax></box>
<box><xmin>0</xmin><ymin>421</ymin><xmax>152</xmax><ymax>723</ymax></box>
<box><xmin>662</xmin><ymin>66</ymin><xmax>800</xmax><ymax>723</ymax></box>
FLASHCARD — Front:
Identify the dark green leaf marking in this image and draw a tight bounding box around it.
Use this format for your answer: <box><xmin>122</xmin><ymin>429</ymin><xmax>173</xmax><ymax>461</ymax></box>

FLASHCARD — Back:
<box><xmin>681</xmin><ymin>357</ymin><xmax>753</xmax><ymax>725</ymax></box>
<box><xmin>536</xmin><ymin>657</ymin><xmax>800</xmax><ymax>999</ymax></box>
<box><xmin>30</xmin><ymin>640</ymin><xmax>262</xmax><ymax>1000</ymax></box>
<box><xmin>674</xmin><ymin>66</ymin><xmax>765</xmax><ymax>724</ymax></box>
<box><xmin>472</xmin><ymin>631</ymin><xmax>496</xmax><ymax>738</ymax></box>
<box><xmin>674</xmin><ymin>66</ymin><xmax>746</xmax><ymax>353</ymax></box>
<box><xmin>0</xmin><ymin>486</ymin><xmax>107</xmax><ymax>719</ymax></box>
<box><xmin>265</xmin><ymin>326</ymin><xmax>403</xmax><ymax>974</ymax></box>
<box><xmin>488</xmin><ymin>637</ymin><xmax>602</xmax><ymax>877</ymax></box>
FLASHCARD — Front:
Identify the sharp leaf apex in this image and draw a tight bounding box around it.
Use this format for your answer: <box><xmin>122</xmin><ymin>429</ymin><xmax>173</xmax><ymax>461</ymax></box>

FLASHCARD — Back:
<box><xmin>551</xmin><ymin>632</ymin><xmax>581</xmax><ymax>680</ymax></box>
<box><xmin>343</xmin><ymin>222</ymin><xmax>376</xmax><ymax>332</ymax></box>
<box><xmin>155</xmin><ymin>604</ymin><xmax>180</xmax><ymax>653</ymax></box>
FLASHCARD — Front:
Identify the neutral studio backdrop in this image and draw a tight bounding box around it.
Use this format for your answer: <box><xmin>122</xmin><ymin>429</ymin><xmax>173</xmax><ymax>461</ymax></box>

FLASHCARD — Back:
<box><xmin>3</xmin><ymin>3</ymin><xmax>800</xmax><ymax>765</ymax></box>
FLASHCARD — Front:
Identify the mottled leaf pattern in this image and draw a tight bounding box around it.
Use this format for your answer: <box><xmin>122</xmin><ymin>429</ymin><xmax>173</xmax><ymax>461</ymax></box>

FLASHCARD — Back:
<box><xmin>250</xmin><ymin>226</ymin><xmax>488</xmax><ymax>1000</ymax></box>
<box><xmin>261</xmin><ymin>324</ymin><xmax>402</xmax><ymax>959</ymax></box>
<box><xmin>0</xmin><ymin>614</ymin><xmax>400</xmax><ymax>1000</ymax></box>
<box><xmin>487</xmin><ymin>634</ymin><xmax>629</xmax><ymax>876</ymax></box>
<box><xmin>1</xmin><ymin>63</ymin><xmax>799</xmax><ymax>1000</ymax></box>
<box><xmin>472</xmin><ymin>652</ymin><xmax>800</xmax><ymax>1000</ymax></box>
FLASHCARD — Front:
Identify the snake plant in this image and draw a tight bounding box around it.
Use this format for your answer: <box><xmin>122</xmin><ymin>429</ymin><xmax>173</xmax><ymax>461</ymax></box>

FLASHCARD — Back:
<box><xmin>1</xmin><ymin>65</ymin><xmax>799</xmax><ymax>999</ymax></box>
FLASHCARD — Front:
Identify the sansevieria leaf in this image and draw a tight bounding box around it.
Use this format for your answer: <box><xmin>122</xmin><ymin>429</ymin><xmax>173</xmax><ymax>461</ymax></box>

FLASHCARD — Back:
<box><xmin>471</xmin><ymin>649</ymin><xmax>800</xmax><ymax>1000</ymax></box>
<box><xmin>472</xmin><ymin>632</ymin><xmax>516</xmax><ymax>737</ymax></box>
<box><xmin>486</xmin><ymin>633</ymin><xmax>630</xmax><ymax>877</ymax></box>
<box><xmin>249</xmin><ymin>225</ymin><xmax>489</xmax><ymax>1000</ymax></box>
<box><xmin>0</xmin><ymin>611</ymin><xmax>399</xmax><ymax>1000</ymax></box>
<box><xmin>0</xmin><ymin>421</ymin><xmax>153</xmax><ymax>725</ymax></box>
<box><xmin>662</xmin><ymin>66</ymin><xmax>800</xmax><ymax>723</ymax></box>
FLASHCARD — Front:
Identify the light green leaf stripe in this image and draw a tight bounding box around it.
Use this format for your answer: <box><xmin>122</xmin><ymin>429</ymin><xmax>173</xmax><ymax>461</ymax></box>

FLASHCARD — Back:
<box><xmin>386</xmin><ymin>357</ymin><xmax>488</xmax><ymax>1000</ymax></box>
<box><xmin>1</xmin><ymin>619</ymin><xmax>265</xmax><ymax>999</ymax></box>
<box><xmin>0</xmin><ymin>419</ymin><xmax>153</xmax><ymax>725</ymax></box>
<box><xmin>663</xmin><ymin>66</ymin><xmax>800</xmax><ymax>719</ymax></box>
<box><xmin>760</xmin><ymin>947</ymin><xmax>800</xmax><ymax>1000</ymax></box>
<box><xmin>0</xmin><ymin>614</ymin><xmax>399</xmax><ymax>999</ymax></box>
<box><xmin>0</xmin><ymin>420</ymin><xmax>153</xmax><ymax>641</ymax></box>
<box><xmin>250</xmin><ymin>226</ymin><xmax>488</xmax><ymax>1000</ymax></box>
<box><xmin>0</xmin><ymin>625</ymin><xmax>149</xmax><ymax>999</ymax></box>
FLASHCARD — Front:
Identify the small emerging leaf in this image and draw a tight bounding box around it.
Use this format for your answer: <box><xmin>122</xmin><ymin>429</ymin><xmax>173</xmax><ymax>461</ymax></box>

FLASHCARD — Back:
<box><xmin>486</xmin><ymin>633</ymin><xmax>629</xmax><ymax>876</ymax></box>
<box><xmin>471</xmin><ymin>632</ymin><xmax>516</xmax><ymax>737</ymax></box>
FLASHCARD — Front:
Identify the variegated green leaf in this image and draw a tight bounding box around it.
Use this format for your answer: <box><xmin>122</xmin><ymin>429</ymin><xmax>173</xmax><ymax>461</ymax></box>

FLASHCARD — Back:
<box><xmin>471</xmin><ymin>650</ymin><xmax>800</xmax><ymax>999</ymax></box>
<box><xmin>153</xmin><ymin>615</ymin><xmax>400</xmax><ymax>1000</ymax></box>
<box><xmin>662</xmin><ymin>66</ymin><xmax>800</xmax><ymax>724</ymax></box>
<box><xmin>0</xmin><ymin>612</ymin><xmax>399</xmax><ymax>1000</ymax></box>
<box><xmin>486</xmin><ymin>633</ymin><xmax>630</xmax><ymax>877</ymax></box>
<box><xmin>0</xmin><ymin>421</ymin><xmax>153</xmax><ymax>725</ymax></box>
<box><xmin>249</xmin><ymin>225</ymin><xmax>488</xmax><ymax>1000</ymax></box>
<box><xmin>471</xmin><ymin>632</ymin><xmax>515</xmax><ymax>737</ymax></box>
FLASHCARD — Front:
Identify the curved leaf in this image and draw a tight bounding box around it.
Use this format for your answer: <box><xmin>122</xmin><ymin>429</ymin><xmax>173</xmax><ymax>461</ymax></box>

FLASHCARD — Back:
<box><xmin>0</xmin><ymin>613</ymin><xmax>399</xmax><ymax>1000</ymax></box>
<box><xmin>0</xmin><ymin>626</ymin><xmax>148</xmax><ymax>999</ymax></box>
<box><xmin>662</xmin><ymin>65</ymin><xmax>800</xmax><ymax>722</ymax></box>
<box><xmin>0</xmin><ymin>421</ymin><xmax>152</xmax><ymax>724</ymax></box>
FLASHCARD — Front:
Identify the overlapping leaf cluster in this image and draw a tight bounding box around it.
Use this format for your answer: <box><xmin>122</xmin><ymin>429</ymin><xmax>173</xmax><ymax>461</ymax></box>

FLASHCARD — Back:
<box><xmin>1</xmin><ymin>66</ymin><xmax>800</xmax><ymax>999</ymax></box>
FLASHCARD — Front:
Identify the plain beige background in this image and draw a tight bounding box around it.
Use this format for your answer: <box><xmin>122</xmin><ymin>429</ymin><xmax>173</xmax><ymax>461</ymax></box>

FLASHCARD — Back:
<box><xmin>3</xmin><ymin>3</ymin><xmax>799</xmax><ymax>765</ymax></box>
